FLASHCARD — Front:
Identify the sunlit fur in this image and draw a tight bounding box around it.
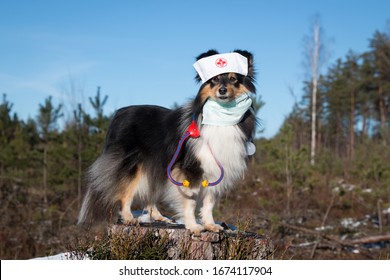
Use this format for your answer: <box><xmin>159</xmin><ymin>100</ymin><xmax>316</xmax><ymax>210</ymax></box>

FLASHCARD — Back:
<box><xmin>78</xmin><ymin>49</ymin><xmax>257</xmax><ymax>235</ymax></box>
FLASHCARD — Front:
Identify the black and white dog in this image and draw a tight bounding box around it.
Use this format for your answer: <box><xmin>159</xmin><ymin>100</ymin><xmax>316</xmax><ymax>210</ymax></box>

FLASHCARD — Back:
<box><xmin>78</xmin><ymin>49</ymin><xmax>257</xmax><ymax>235</ymax></box>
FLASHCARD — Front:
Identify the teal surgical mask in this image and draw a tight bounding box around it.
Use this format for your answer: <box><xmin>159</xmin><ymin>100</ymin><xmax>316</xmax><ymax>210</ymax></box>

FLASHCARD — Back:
<box><xmin>202</xmin><ymin>93</ymin><xmax>253</xmax><ymax>126</ymax></box>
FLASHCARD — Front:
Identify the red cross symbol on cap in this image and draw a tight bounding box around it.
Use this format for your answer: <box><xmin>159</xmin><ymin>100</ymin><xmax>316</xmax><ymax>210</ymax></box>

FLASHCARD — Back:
<box><xmin>215</xmin><ymin>57</ymin><xmax>228</xmax><ymax>68</ymax></box>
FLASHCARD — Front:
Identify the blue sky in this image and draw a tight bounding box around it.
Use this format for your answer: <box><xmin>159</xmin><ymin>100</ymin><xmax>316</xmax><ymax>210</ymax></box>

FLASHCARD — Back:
<box><xmin>1</xmin><ymin>0</ymin><xmax>389</xmax><ymax>138</ymax></box>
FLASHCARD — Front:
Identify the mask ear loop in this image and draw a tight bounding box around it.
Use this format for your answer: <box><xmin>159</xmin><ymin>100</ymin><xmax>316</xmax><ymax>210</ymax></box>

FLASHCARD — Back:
<box><xmin>166</xmin><ymin>120</ymin><xmax>224</xmax><ymax>187</ymax></box>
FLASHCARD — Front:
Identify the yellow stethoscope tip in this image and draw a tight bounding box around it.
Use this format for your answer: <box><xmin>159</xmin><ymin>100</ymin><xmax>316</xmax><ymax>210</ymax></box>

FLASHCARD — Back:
<box><xmin>182</xmin><ymin>180</ymin><xmax>190</xmax><ymax>187</ymax></box>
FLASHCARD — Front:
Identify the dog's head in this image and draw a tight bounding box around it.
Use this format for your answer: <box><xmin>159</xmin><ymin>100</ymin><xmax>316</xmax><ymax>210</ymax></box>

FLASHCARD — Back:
<box><xmin>194</xmin><ymin>49</ymin><xmax>256</xmax><ymax>104</ymax></box>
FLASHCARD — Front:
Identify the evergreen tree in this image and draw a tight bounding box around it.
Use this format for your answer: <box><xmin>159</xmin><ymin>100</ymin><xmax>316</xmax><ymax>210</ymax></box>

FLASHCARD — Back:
<box><xmin>0</xmin><ymin>94</ymin><xmax>18</xmax><ymax>187</ymax></box>
<box><xmin>73</xmin><ymin>103</ymin><xmax>85</xmax><ymax>208</ymax></box>
<box><xmin>357</xmin><ymin>52</ymin><xmax>376</xmax><ymax>141</ymax></box>
<box><xmin>369</xmin><ymin>31</ymin><xmax>390</xmax><ymax>143</ymax></box>
<box><xmin>37</xmin><ymin>96</ymin><xmax>63</xmax><ymax>205</ymax></box>
<box><xmin>87</xmin><ymin>86</ymin><xmax>109</xmax><ymax>131</ymax></box>
<box><xmin>252</xmin><ymin>95</ymin><xmax>265</xmax><ymax>136</ymax></box>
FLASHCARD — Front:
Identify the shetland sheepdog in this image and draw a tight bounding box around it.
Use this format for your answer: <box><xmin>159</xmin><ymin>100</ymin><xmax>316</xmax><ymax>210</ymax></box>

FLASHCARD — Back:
<box><xmin>78</xmin><ymin>49</ymin><xmax>257</xmax><ymax>235</ymax></box>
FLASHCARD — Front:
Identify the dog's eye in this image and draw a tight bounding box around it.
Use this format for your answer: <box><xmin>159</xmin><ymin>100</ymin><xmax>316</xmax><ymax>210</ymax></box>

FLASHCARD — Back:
<box><xmin>212</xmin><ymin>76</ymin><xmax>220</xmax><ymax>83</ymax></box>
<box><xmin>229</xmin><ymin>76</ymin><xmax>237</xmax><ymax>83</ymax></box>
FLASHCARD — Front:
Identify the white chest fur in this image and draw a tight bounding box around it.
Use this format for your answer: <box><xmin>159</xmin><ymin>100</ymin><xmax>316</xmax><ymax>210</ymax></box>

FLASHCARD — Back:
<box><xmin>194</xmin><ymin>125</ymin><xmax>247</xmax><ymax>191</ymax></box>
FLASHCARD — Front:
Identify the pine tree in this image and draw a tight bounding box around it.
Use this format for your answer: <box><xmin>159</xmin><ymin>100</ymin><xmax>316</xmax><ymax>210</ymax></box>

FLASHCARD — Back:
<box><xmin>252</xmin><ymin>95</ymin><xmax>265</xmax><ymax>136</ymax></box>
<box><xmin>73</xmin><ymin>103</ymin><xmax>85</xmax><ymax>208</ymax></box>
<box><xmin>369</xmin><ymin>31</ymin><xmax>390</xmax><ymax>144</ymax></box>
<box><xmin>344</xmin><ymin>51</ymin><xmax>361</xmax><ymax>160</ymax></box>
<box><xmin>357</xmin><ymin>52</ymin><xmax>376</xmax><ymax>141</ymax></box>
<box><xmin>37</xmin><ymin>96</ymin><xmax>63</xmax><ymax>205</ymax></box>
<box><xmin>0</xmin><ymin>94</ymin><xmax>18</xmax><ymax>187</ymax></box>
<box><xmin>88</xmin><ymin>86</ymin><xmax>108</xmax><ymax>131</ymax></box>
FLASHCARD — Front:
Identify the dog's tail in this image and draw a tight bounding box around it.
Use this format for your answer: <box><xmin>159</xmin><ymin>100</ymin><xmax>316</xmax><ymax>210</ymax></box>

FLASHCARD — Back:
<box><xmin>77</xmin><ymin>152</ymin><xmax>125</xmax><ymax>225</ymax></box>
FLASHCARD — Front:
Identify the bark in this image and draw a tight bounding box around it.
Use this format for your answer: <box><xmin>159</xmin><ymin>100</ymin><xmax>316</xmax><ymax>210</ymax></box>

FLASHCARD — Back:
<box><xmin>77</xmin><ymin>133</ymin><xmax>82</xmax><ymax>209</ymax></box>
<box><xmin>310</xmin><ymin>23</ymin><xmax>321</xmax><ymax>166</ymax></box>
<box><xmin>110</xmin><ymin>223</ymin><xmax>273</xmax><ymax>260</ymax></box>
<box><xmin>378</xmin><ymin>84</ymin><xmax>387</xmax><ymax>144</ymax></box>
<box><xmin>43</xmin><ymin>142</ymin><xmax>48</xmax><ymax>206</ymax></box>
<box><xmin>349</xmin><ymin>89</ymin><xmax>355</xmax><ymax>160</ymax></box>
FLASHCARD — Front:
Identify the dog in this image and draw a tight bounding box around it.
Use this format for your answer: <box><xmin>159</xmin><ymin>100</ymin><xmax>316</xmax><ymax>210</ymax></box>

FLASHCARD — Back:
<box><xmin>78</xmin><ymin>49</ymin><xmax>257</xmax><ymax>235</ymax></box>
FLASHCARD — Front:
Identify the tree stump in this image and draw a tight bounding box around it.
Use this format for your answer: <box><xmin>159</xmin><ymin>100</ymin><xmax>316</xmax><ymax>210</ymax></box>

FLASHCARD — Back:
<box><xmin>110</xmin><ymin>222</ymin><xmax>273</xmax><ymax>260</ymax></box>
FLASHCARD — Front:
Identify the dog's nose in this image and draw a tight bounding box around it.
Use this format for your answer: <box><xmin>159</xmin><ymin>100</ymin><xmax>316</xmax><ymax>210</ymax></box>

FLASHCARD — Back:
<box><xmin>219</xmin><ymin>87</ymin><xmax>227</xmax><ymax>95</ymax></box>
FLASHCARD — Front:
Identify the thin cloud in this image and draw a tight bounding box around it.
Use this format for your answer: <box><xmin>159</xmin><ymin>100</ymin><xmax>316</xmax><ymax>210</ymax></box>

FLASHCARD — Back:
<box><xmin>0</xmin><ymin>61</ymin><xmax>99</xmax><ymax>98</ymax></box>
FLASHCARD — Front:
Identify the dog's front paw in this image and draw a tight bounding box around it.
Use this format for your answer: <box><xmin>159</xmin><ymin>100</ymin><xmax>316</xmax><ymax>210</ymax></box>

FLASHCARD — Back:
<box><xmin>123</xmin><ymin>218</ymin><xmax>139</xmax><ymax>225</ymax></box>
<box><xmin>205</xmin><ymin>223</ymin><xmax>224</xmax><ymax>233</ymax></box>
<box><xmin>157</xmin><ymin>216</ymin><xmax>174</xmax><ymax>224</ymax></box>
<box><xmin>188</xmin><ymin>224</ymin><xmax>205</xmax><ymax>236</ymax></box>
<box><xmin>121</xmin><ymin>212</ymin><xmax>139</xmax><ymax>225</ymax></box>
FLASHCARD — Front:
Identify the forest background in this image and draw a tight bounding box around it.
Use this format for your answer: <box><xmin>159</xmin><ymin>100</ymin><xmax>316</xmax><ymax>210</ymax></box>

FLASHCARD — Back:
<box><xmin>1</xmin><ymin>22</ymin><xmax>390</xmax><ymax>259</ymax></box>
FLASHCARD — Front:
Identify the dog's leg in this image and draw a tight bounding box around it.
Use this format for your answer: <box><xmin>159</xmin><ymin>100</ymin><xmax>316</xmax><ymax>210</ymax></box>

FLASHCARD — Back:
<box><xmin>120</xmin><ymin>169</ymin><xmax>142</xmax><ymax>225</ymax></box>
<box><xmin>146</xmin><ymin>204</ymin><xmax>173</xmax><ymax>223</ymax></box>
<box><xmin>183</xmin><ymin>196</ymin><xmax>204</xmax><ymax>236</ymax></box>
<box><xmin>121</xmin><ymin>188</ymin><xmax>138</xmax><ymax>225</ymax></box>
<box><xmin>200</xmin><ymin>192</ymin><xmax>224</xmax><ymax>232</ymax></box>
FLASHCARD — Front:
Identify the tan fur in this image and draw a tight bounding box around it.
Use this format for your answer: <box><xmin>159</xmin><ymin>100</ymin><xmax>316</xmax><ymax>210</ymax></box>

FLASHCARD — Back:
<box><xmin>119</xmin><ymin>166</ymin><xmax>174</xmax><ymax>224</ymax></box>
<box><xmin>182</xmin><ymin>192</ymin><xmax>204</xmax><ymax>236</ymax></box>
<box><xmin>200</xmin><ymin>191</ymin><xmax>223</xmax><ymax>232</ymax></box>
<box><xmin>120</xmin><ymin>166</ymin><xmax>143</xmax><ymax>224</ymax></box>
<box><xmin>227</xmin><ymin>73</ymin><xmax>250</xmax><ymax>96</ymax></box>
<box><xmin>200</xmin><ymin>73</ymin><xmax>251</xmax><ymax>103</ymax></box>
<box><xmin>145</xmin><ymin>204</ymin><xmax>172</xmax><ymax>223</ymax></box>
<box><xmin>199</xmin><ymin>84</ymin><xmax>218</xmax><ymax>102</ymax></box>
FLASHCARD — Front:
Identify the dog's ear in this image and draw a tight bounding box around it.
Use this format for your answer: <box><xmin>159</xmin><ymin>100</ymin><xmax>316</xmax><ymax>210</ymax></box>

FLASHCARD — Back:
<box><xmin>233</xmin><ymin>49</ymin><xmax>255</xmax><ymax>79</ymax></box>
<box><xmin>194</xmin><ymin>49</ymin><xmax>219</xmax><ymax>83</ymax></box>
<box><xmin>196</xmin><ymin>49</ymin><xmax>219</xmax><ymax>61</ymax></box>
<box><xmin>233</xmin><ymin>49</ymin><xmax>256</xmax><ymax>93</ymax></box>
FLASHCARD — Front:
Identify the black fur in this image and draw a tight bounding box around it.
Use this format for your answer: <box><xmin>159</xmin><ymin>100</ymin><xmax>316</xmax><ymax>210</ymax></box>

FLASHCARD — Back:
<box><xmin>78</xmin><ymin>49</ymin><xmax>257</xmax><ymax>228</ymax></box>
<box><xmin>105</xmin><ymin>105</ymin><xmax>204</xmax><ymax>186</ymax></box>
